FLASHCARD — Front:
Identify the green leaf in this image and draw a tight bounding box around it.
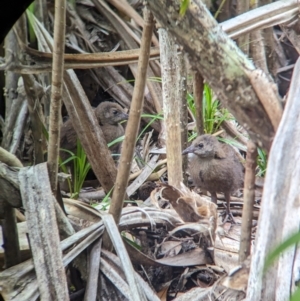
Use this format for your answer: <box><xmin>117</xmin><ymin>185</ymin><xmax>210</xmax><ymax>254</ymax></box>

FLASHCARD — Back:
<box><xmin>122</xmin><ymin>233</ymin><xmax>141</xmax><ymax>250</ymax></box>
<box><xmin>180</xmin><ymin>0</ymin><xmax>190</xmax><ymax>17</ymax></box>
<box><xmin>264</xmin><ymin>231</ymin><xmax>300</xmax><ymax>272</ymax></box>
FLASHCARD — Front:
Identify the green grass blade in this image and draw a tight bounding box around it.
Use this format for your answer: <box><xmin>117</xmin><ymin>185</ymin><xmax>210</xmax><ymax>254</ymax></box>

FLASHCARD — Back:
<box><xmin>180</xmin><ymin>0</ymin><xmax>190</xmax><ymax>16</ymax></box>
<box><xmin>264</xmin><ymin>231</ymin><xmax>300</xmax><ymax>272</ymax></box>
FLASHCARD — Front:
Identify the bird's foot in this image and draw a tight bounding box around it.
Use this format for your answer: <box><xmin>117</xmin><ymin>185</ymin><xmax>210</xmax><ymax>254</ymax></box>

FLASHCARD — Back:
<box><xmin>221</xmin><ymin>211</ymin><xmax>236</xmax><ymax>224</ymax></box>
<box><xmin>219</xmin><ymin>208</ymin><xmax>236</xmax><ymax>224</ymax></box>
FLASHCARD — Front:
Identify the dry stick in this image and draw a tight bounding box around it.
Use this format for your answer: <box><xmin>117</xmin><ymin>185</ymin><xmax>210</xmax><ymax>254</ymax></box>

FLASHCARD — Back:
<box><xmin>0</xmin><ymin>147</ymin><xmax>23</xmax><ymax>168</ymax></box>
<box><xmin>103</xmin><ymin>8</ymin><xmax>154</xmax><ymax>250</ymax></box>
<box><xmin>249</xmin><ymin>0</ymin><xmax>269</xmax><ymax>75</ymax></box>
<box><xmin>250</xmin><ymin>29</ymin><xmax>269</xmax><ymax>74</ymax></box>
<box><xmin>261</xmin><ymin>0</ymin><xmax>281</xmax><ymax>77</ymax></box>
<box><xmin>0</xmin><ymin>147</ymin><xmax>22</xmax><ymax>268</ymax></box>
<box><xmin>280</xmin><ymin>24</ymin><xmax>300</xmax><ymax>54</ymax></box>
<box><xmin>239</xmin><ymin>140</ymin><xmax>257</xmax><ymax>263</ymax></box>
<box><xmin>23</xmin><ymin>74</ymin><xmax>45</xmax><ymax>164</ymax></box>
<box><xmin>0</xmin><ymin>146</ymin><xmax>22</xmax><ymax>268</ymax></box>
<box><xmin>1</xmin><ymin>202</ymin><xmax>21</xmax><ymax>268</ymax></box>
<box><xmin>178</xmin><ymin>56</ymin><xmax>188</xmax><ymax>184</ymax></box>
<box><xmin>2</xmin><ymin>16</ymin><xmax>28</xmax><ymax>153</ymax></box>
<box><xmin>236</xmin><ymin>0</ymin><xmax>250</xmax><ymax>55</ymax></box>
<box><xmin>84</xmin><ymin>239</ymin><xmax>102</xmax><ymax>301</ymax></box>
<box><xmin>47</xmin><ymin>0</ymin><xmax>66</xmax><ymax>196</ymax></box>
<box><xmin>3</xmin><ymin>30</ymin><xmax>19</xmax><ymax>121</ymax></box>
<box><xmin>159</xmin><ymin>28</ymin><xmax>183</xmax><ymax>188</ymax></box>
<box><xmin>193</xmin><ymin>71</ymin><xmax>205</xmax><ymax>135</ymax></box>
<box><xmin>107</xmin><ymin>0</ymin><xmax>159</xmax><ymax>47</ymax></box>
<box><xmin>32</xmin><ymin>0</ymin><xmax>51</xmax><ymax>129</ymax></box>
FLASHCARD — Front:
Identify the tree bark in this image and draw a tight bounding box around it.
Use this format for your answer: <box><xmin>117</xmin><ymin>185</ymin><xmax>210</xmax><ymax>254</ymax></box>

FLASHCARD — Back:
<box><xmin>247</xmin><ymin>57</ymin><xmax>300</xmax><ymax>301</ymax></box>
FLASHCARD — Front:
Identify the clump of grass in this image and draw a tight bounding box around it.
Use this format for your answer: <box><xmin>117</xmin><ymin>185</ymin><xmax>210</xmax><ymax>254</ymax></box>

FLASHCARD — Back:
<box><xmin>202</xmin><ymin>84</ymin><xmax>233</xmax><ymax>134</ymax></box>
<box><xmin>60</xmin><ymin>140</ymin><xmax>91</xmax><ymax>198</ymax></box>
<box><xmin>187</xmin><ymin>83</ymin><xmax>233</xmax><ymax>136</ymax></box>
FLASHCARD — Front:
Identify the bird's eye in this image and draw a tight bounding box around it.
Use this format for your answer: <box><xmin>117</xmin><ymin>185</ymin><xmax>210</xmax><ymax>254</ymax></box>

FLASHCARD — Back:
<box><xmin>198</xmin><ymin>143</ymin><xmax>204</xmax><ymax>148</ymax></box>
<box><xmin>112</xmin><ymin>110</ymin><xmax>118</xmax><ymax>115</ymax></box>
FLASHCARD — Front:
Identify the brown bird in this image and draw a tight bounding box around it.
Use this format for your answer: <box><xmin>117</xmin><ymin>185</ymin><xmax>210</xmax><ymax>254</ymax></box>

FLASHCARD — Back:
<box><xmin>182</xmin><ymin>134</ymin><xmax>244</xmax><ymax>223</ymax></box>
<box><xmin>60</xmin><ymin>101</ymin><xmax>128</xmax><ymax>161</ymax></box>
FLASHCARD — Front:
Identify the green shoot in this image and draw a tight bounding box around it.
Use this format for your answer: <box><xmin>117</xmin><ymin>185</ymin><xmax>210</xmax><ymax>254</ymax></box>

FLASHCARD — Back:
<box><xmin>122</xmin><ymin>233</ymin><xmax>142</xmax><ymax>250</ymax></box>
<box><xmin>180</xmin><ymin>0</ymin><xmax>190</xmax><ymax>16</ymax></box>
<box><xmin>257</xmin><ymin>148</ymin><xmax>267</xmax><ymax>177</ymax></box>
<box><xmin>92</xmin><ymin>186</ymin><xmax>114</xmax><ymax>211</ymax></box>
<box><xmin>137</xmin><ymin>113</ymin><xmax>163</xmax><ymax>141</ymax></box>
<box><xmin>264</xmin><ymin>230</ymin><xmax>300</xmax><ymax>300</ymax></box>
<box><xmin>188</xmin><ymin>131</ymin><xmax>197</xmax><ymax>142</ymax></box>
<box><xmin>203</xmin><ymin>84</ymin><xmax>232</xmax><ymax>134</ymax></box>
<box><xmin>187</xmin><ymin>92</ymin><xmax>196</xmax><ymax>117</ymax></box>
<box><xmin>264</xmin><ymin>231</ymin><xmax>300</xmax><ymax>273</ymax></box>
<box><xmin>187</xmin><ymin>83</ymin><xmax>232</xmax><ymax>136</ymax></box>
<box><xmin>27</xmin><ymin>4</ymin><xmax>36</xmax><ymax>44</ymax></box>
<box><xmin>59</xmin><ymin>141</ymin><xmax>91</xmax><ymax>199</ymax></box>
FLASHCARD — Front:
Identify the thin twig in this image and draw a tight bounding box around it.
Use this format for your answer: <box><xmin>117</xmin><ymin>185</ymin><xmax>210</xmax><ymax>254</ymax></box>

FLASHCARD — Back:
<box><xmin>103</xmin><ymin>7</ymin><xmax>154</xmax><ymax>249</ymax></box>
<box><xmin>47</xmin><ymin>0</ymin><xmax>66</xmax><ymax>196</ymax></box>
<box><xmin>239</xmin><ymin>140</ymin><xmax>257</xmax><ymax>263</ymax></box>
<box><xmin>193</xmin><ymin>71</ymin><xmax>205</xmax><ymax>135</ymax></box>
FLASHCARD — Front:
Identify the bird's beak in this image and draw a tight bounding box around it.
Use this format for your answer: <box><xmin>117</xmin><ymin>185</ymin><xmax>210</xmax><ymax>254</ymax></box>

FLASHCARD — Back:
<box><xmin>182</xmin><ymin>145</ymin><xmax>195</xmax><ymax>155</ymax></box>
<box><xmin>121</xmin><ymin>112</ymin><xmax>129</xmax><ymax>121</ymax></box>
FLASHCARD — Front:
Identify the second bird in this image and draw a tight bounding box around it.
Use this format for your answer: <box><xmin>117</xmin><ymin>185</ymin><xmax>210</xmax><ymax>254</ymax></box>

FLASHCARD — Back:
<box><xmin>60</xmin><ymin>101</ymin><xmax>128</xmax><ymax>160</ymax></box>
<box><xmin>182</xmin><ymin>134</ymin><xmax>244</xmax><ymax>223</ymax></box>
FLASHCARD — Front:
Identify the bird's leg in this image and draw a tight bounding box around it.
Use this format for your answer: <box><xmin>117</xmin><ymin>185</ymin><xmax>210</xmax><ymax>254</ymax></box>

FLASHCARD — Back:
<box><xmin>221</xmin><ymin>192</ymin><xmax>236</xmax><ymax>224</ymax></box>
<box><xmin>210</xmin><ymin>191</ymin><xmax>218</xmax><ymax>204</ymax></box>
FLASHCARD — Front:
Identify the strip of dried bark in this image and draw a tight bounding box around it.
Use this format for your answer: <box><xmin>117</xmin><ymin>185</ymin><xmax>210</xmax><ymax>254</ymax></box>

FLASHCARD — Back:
<box><xmin>21</xmin><ymin>44</ymin><xmax>160</xmax><ymax>65</ymax></box>
<box><xmin>222</xmin><ymin>0</ymin><xmax>298</xmax><ymax>39</ymax></box>
<box><xmin>19</xmin><ymin>163</ymin><xmax>69</xmax><ymax>300</ymax></box>
<box><xmin>83</xmin><ymin>239</ymin><xmax>102</xmax><ymax>301</ymax></box>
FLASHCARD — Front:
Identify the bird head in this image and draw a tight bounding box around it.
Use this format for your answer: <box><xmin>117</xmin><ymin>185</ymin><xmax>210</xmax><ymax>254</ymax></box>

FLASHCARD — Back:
<box><xmin>96</xmin><ymin>101</ymin><xmax>128</xmax><ymax>125</ymax></box>
<box><xmin>182</xmin><ymin>134</ymin><xmax>225</xmax><ymax>159</ymax></box>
